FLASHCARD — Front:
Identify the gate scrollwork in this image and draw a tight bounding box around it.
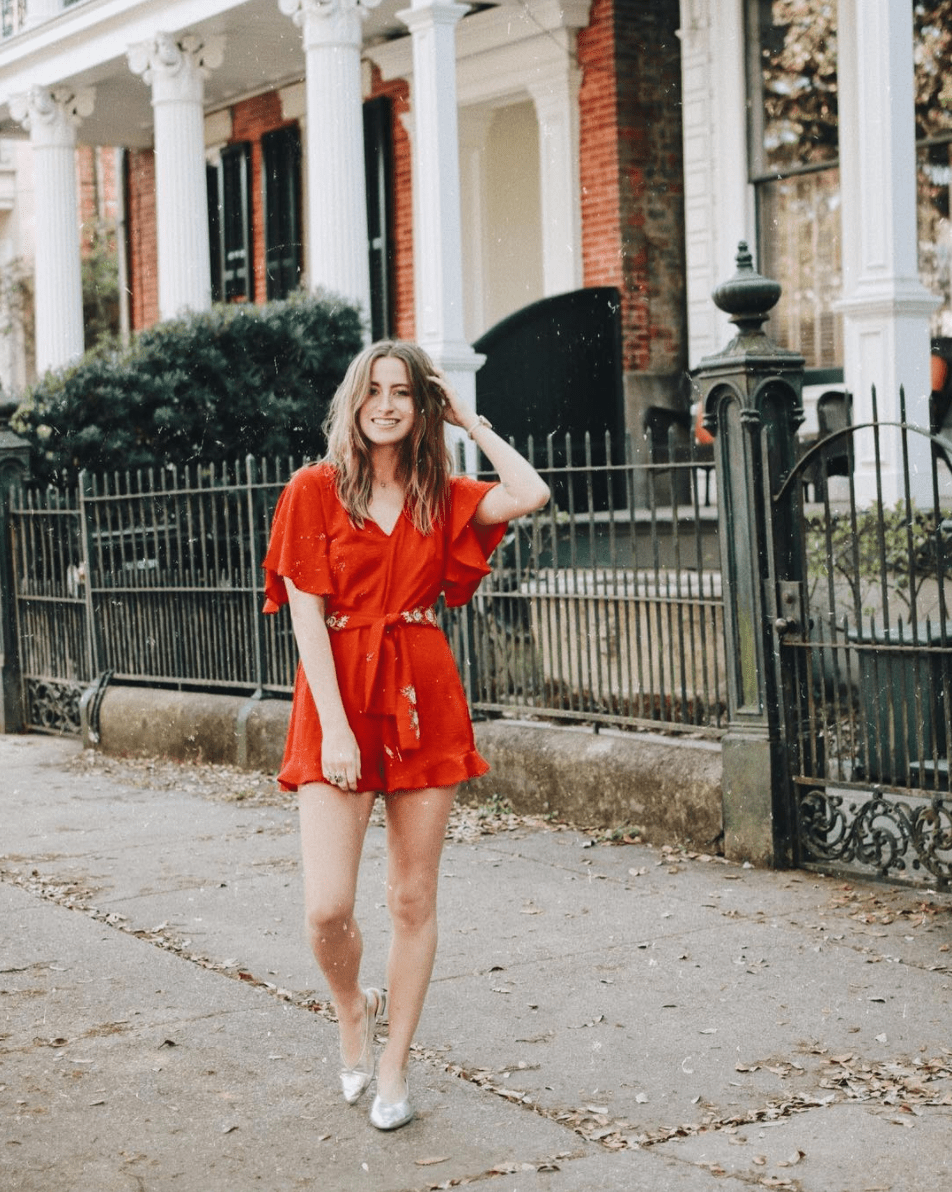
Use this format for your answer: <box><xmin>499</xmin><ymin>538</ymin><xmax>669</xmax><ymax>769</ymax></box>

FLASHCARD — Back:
<box><xmin>26</xmin><ymin>679</ymin><xmax>83</xmax><ymax>736</ymax></box>
<box><xmin>798</xmin><ymin>787</ymin><xmax>952</xmax><ymax>884</ymax></box>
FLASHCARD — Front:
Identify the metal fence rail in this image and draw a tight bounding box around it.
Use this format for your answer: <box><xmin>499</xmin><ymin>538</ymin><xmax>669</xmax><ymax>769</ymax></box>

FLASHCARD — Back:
<box><xmin>9</xmin><ymin>433</ymin><xmax>727</xmax><ymax>738</ymax></box>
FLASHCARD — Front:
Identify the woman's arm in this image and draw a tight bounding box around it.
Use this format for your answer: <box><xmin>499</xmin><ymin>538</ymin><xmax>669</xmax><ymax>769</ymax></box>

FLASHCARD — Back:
<box><xmin>285</xmin><ymin>578</ymin><xmax>361</xmax><ymax>790</ymax></box>
<box><xmin>434</xmin><ymin>375</ymin><xmax>550</xmax><ymax>524</ymax></box>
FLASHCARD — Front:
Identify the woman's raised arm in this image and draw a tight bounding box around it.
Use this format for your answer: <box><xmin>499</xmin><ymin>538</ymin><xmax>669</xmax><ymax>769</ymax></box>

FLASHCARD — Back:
<box><xmin>434</xmin><ymin>375</ymin><xmax>550</xmax><ymax>525</ymax></box>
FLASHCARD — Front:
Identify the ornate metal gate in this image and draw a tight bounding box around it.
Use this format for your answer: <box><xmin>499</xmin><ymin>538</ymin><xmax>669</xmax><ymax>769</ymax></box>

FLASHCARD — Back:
<box><xmin>768</xmin><ymin>397</ymin><xmax>952</xmax><ymax>888</ymax></box>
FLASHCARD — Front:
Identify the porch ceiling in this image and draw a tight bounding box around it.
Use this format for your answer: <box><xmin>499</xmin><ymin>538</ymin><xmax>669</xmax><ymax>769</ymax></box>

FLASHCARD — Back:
<box><xmin>0</xmin><ymin>0</ymin><xmax>437</xmax><ymax>148</ymax></box>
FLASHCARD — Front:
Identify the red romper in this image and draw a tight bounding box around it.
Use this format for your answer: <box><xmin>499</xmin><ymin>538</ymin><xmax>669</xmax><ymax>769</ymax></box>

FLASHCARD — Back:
<box><xmin>262</xmin><ymin>463</ymin><xmax>507</xmax><ymax>793</ymax></box>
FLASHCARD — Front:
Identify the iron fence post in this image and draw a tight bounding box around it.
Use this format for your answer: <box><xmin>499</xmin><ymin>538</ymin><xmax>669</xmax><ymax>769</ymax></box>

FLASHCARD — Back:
<box><xmin>694</xmin><ymin>243</ymin><xmax>806</xmax><ymax>867</ymax></box>
<box><xmin>0</xmin><ymin>400</ymin><xmax>31</xmax><ymax>733</ymax></box>
<box><xmin>245</xmin><ymin>455</ymin><xmax>269</xmax><ymax>690</ymax></box>
<box><xmin>77</xmin><ymin>470</ymin><xmax>103</xmax><ymax>679</ymax></box>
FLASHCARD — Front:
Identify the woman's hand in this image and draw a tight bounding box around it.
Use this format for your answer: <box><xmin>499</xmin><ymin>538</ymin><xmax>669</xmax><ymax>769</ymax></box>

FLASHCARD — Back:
<box><xmin>321</xmin><ymin>722</ymin><xmax>362</xmax><ymax>791</ymax></box>
<box><xmin>429</xmin><ymin>372</ymin><xmax>476</xmax><ymax>433</ymax></box>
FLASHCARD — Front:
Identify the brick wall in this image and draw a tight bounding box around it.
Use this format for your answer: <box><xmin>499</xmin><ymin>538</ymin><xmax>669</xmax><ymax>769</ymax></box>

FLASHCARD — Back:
<box><xmin>578</xmin><ymin>0</ymin><xmax>686</xmax><ymax>378</ymax></box>
<box><xmin>126</xmin><ymin>149</ymin><xmax>158</xmax><ymax>331</ymax></box>
<box><xmin>368</xmin><ymin>65</ymin><xmax>414</xmax><ymax>341</ymax></box>
<box><xmin>76</xmin><ymin>146</ymin><xmax>119</xmax><ymax>248</ymax></box>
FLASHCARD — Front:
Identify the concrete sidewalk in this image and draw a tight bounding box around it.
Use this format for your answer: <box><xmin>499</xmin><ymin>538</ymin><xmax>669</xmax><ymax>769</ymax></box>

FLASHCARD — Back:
<box><xmin>1</xmin><ymin>734</ymin><xmax>951</xmax><ymax>1192</ymax></box>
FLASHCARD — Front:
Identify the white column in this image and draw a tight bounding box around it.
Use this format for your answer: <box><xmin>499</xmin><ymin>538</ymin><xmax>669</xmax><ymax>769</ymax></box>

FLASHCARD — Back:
<box><xmin>128</xmin><ymin>33</ymin><xmax>223</xmax><ymax>321</ymax></box>
<box><xmin>836</xmin><ymin>0</ymin><xmax>936</xmax><ymax>504</ymax></box>
<box><xmin>527</xmin><ymin>63</ymin><xmax>582</xmax><ymax>297</ymax></box>
<box><xmin>279</xmin><ymin>0</ymin><xmax>375</xmax><ymax>321</ymax></box>
<box><xmin>9</xmin><ymin>86</ymin><xmax>93</xmax><ymax>375</ymax></box>
<box><xmin>458</xmin><ymin>107</ymin><xmax>491</xmax><ymax>339</ymax></box>
<box><xmin>399</xmin><ymin>0</ymin><xmax>484</xmax><ymax>469</ymax></box>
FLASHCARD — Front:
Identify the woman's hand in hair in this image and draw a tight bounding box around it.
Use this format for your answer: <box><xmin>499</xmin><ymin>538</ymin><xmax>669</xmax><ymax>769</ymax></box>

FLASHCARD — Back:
<box><xmin>428</xmin><ymin>373</ymin><xmax>477</xmax><ymax>433</ymax></box>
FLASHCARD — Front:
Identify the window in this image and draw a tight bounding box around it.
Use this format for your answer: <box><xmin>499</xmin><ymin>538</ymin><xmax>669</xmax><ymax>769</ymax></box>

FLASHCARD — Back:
<box><xmin>364</xmin><ymin>96</ymin><xmax>394</xmax><ymax>341</ymax></box>
<box><xmin>207</xmin><ymin>142</ymin><xmax>252</xmax><ymax>303</ymax></box>
<box><xmin>1</xmin><ymin>0</ymin><xmax>26</xmax><ymax>39</ymax></box>
<box><xmin>262</xmin><ymin>125</ymin><xmax>302</xmax><ymax>301</ymax></box>
<box><xmin>206</xmin><ymin>104</ymin><xmax>392</xmax><ymax>320</ymax></box>
<box><xmin>747</xmin><ymin>0</ymin><xmax>841</xmax><ymax>371</ymax></box>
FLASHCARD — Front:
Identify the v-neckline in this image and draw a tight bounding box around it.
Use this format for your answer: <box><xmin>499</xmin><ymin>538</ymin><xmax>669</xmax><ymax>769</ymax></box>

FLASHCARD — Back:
<box><xmin>367</xmin><ymin>509</ymin><xmax>403</xmax><ymax>538</ymax></box>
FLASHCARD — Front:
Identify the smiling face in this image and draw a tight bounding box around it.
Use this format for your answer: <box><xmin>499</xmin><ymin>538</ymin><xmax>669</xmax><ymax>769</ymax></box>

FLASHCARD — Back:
<box><xmin>357</xmin><ymin>356</ymin><xmax>417</xmax><ymax>449</ymax></box>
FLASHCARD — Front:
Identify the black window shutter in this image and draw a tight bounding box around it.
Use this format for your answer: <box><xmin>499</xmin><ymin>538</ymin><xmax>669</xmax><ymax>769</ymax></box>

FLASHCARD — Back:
<box><xmin>262</xmin><ymin>125</ymin><xmax>303</xmax><ymax>301</ymax></box>
<box><xmin>364</xmin><ymin>96</ymin><xmax>394</xmax><ymax>340</ymax></box>
<box><xmin>206</xmin><ymin>161</ymin><xmax>223</xmax><ymax>303</ymax></box>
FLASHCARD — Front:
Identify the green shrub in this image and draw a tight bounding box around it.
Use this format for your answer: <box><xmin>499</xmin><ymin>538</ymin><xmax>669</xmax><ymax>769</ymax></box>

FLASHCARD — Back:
<box><xmin>13</xmin><ymin>291</ymin><xmax>363</xmax><ymax>486</ymax></box>
<box><xmin>805</xmin><ymin>502</ymin><xmax>952</xmax><ymax>618</ymax></box>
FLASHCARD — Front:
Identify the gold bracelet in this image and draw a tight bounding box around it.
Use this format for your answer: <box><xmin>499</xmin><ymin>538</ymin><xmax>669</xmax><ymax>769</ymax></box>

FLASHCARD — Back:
<box><xmin>465</xmin><ymin>414</ymin><xmax>493</xmax><ymax>439</ymax></box>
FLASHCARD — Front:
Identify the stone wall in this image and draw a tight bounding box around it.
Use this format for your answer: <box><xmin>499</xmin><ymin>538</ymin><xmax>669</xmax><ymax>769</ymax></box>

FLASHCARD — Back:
<box><xmin>88</xmin><ymin>686</ymin><xmax>723</xmax><ymax>849</ymax></box>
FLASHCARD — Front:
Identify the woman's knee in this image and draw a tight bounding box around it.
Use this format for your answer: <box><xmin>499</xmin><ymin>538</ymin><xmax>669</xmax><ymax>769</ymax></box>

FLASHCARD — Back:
<box><xmin>304</xmin><ymin>899</ymin><xmax>355</xmax><ymax>943</ymax></box>
<box><xmin>387</xmin><ymin>877</ymin><xmax>437</xmax><ymax>934</ymax></box>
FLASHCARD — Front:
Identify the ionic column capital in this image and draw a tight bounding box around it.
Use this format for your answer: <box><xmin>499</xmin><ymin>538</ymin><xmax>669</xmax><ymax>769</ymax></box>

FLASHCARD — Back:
<box><xmin>8</xmin><ymin>85</ymin><xmax>95</xmax><ymax>147</ymax></box>
<box><xmin>128</xmin><ymin>32</ymin><xmax>225</xmax><ymax>106</ymax></box>
<box><xmin>278</xmin><ymin>0</ymin><xmax>381</xmax><ymax>47</ymax></box>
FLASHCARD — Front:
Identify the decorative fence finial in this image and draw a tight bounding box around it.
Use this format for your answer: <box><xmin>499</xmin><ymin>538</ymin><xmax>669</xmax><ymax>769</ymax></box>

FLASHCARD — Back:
<box><xmin>712</xmin><ymin>241</ymin><xmax>782</xmax><ymax>336</ymax></box>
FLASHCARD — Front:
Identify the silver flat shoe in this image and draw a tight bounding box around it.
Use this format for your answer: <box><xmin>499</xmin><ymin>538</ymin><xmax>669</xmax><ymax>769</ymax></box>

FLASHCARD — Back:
<box><xmin>339</xmin><ymin>987</ymin><xmax>387</xmax><ymax>1105</ymax></box>
<box><xmin>370</xmin><ymin>1077</ymin><xmax>414</xmax><ymax>1131</ymax></box>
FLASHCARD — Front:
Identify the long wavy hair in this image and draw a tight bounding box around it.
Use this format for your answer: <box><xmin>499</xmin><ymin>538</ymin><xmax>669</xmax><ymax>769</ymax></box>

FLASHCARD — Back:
<box><xmin>323</xmin><ymin>340</ymin><xmax>453</xmax><ymax>534</ymax></box>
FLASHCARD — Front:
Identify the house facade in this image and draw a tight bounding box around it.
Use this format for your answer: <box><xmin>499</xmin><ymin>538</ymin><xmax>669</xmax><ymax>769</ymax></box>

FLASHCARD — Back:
<box><xmin>0</xmin><ymin>0</ymin><xmax>947</xmax><ymax>500</ymax></box>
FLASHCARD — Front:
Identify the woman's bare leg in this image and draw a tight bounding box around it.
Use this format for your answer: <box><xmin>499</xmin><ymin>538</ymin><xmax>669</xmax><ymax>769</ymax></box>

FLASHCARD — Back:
<box><xmin>298</xmin><ymin>782</ymin><xmax>377</xmax><ymax>1066</ymax></box>
<box><xmin>377</xmin><ymin>783</ymin><xmax>458</xmax><ymax>1101</ymax></box>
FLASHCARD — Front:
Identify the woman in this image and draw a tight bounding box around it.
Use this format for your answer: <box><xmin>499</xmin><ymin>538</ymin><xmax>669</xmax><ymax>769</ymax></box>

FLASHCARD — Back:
<box><xmin>262</xmin><ymin>341</ymin><xmax>549</xmax><ymax>1130</ymax></box>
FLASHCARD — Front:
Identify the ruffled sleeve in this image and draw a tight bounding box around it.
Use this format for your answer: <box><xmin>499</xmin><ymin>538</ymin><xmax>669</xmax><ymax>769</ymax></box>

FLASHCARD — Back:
<box><xmin>261</xmin><ymin>466</ymin><xmax>335</xmax><ymax>613</ymax></box>
<box><xmin>441</xmin><ymin>475</ymin><xmax>508</xmax><ymax>608</ymax></box>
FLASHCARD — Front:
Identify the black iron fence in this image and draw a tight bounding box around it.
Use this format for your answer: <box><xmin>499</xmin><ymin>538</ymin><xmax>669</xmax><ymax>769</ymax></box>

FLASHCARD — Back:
<box><xmin>8</xmin><ymin>433</ymin><xmax>727</xmax><ymax>738</ymax></box>
<box><xmin>769</xmin><ymin>396</ymin><xmax>952</xmax><ymax>883</ymax></box>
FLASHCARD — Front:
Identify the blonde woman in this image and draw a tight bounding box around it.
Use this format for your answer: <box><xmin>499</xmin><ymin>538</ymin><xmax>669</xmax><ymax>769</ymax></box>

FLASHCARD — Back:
<box><xmin>262</xmin><ymin>341</ymin><xmax>549</xmax><ymax>1130</ymax></box>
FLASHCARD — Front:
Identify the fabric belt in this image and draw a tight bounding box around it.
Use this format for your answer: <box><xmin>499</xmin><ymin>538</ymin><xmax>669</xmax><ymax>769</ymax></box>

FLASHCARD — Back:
<box><xmin>325</xmin><ymin>605</ymin><xmax>439</xmax><ymax>753</ymax></box>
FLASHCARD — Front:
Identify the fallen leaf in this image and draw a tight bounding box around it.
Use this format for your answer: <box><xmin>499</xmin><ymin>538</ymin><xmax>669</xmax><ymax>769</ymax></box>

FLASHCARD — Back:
<box><xmin>777</xmin><ymin>1149</ymin><xmax>805</xmax><ymax>1167</ymax></box>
